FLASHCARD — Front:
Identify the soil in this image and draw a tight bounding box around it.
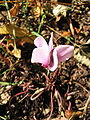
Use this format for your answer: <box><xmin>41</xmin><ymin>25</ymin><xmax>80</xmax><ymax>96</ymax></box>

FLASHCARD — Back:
<box><xmin>0</xmin><ymin>0</ymin><xmax>90</xmax><ymax>120</ymax></box>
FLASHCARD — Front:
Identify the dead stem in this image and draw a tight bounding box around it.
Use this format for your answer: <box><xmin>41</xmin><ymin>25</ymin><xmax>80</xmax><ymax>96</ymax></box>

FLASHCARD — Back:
<box><xmin>18</xmin><ymin>93</ymin><xmax>29</xmax><ymax>103</ymax></box>
<box><xmin>73</xmin><ymin>81</ymin><xmax>89</xmax><ymax>94</ymax></box>
<box><xmin>83</xmin><ymin>95</ymin><xmax>90</xmax><ymax>113</ymax></box>
<box><xmin>46</xmin><ymin>25</ymin><xmax>81</xmax><ymax>48</ymax></box>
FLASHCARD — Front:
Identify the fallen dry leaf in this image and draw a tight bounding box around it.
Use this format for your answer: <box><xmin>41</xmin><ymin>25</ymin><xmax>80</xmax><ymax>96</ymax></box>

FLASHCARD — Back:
<box><xmin>65</xmin><ymin>110</ymin><xmax>82</xmax><ymax>120</ymax></box>
<box><xmin>53</xmin><ymin>5</ymin><xmax>69</xmax><ymax>17</ymax></box>
<box><xmin>74</xmin><ymin>48</ymin><xmax>90</xmax><ymax>68</ymax></box>
<box><xmin>53</xmin><ymin>5</ymin><xmax>70</xmax><ymax>22</ymax></box>
<box><xmin>31</xmin><ymin>1</ymin><xmax>43</xmax><ymax>18</ymax></box>
<box><xmin>61</xmin><ymin>31</ymin><xmax>71</xmax><ymax>38</ymax></box>
<box><xmin>0</xmin><ymin>23</ymin><xmax>35</xmax><ymax>44</ymax></box>
<box><xmin>0</xmin><ymin>23</ymin><xmax>36</xmax><ymax>58</ymax></box>
<box><xmin>9</xmin><ymin>0</ymin><xmax>19</xmax><ymax>17</ymax></box>
<box><xmin>81</xmin><ymin>44</ymin><xmax>90</xmax><ymax>57</ymax></box>
<box><xmin>7</xmin><ymin>40</ymin><xmax>21</xmax><ymax>58</ymax></box>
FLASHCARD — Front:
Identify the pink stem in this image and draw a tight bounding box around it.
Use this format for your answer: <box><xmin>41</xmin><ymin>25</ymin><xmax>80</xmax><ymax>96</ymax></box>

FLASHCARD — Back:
<box><xmin>56</xmin><ymin>89</ymin><xmax>62</xmax><ymax>106</ymax></box>
<box><xmin>48</xmin><ymin>91</ymin><xmax>53</xmax><ymax>120</ymax></box>
<box><xmin>0</xmin><ymin>53</ymin><xmax>10</xmax><ymax>65</ymax></box>
<box><xmin>68</xmin><ymin>101</ymin><xmax>71</xmax><ymax>111</ymax></box>
<box><xmin>30</xmin><ymin>88</ymin><xmax>45</xmax><ymax>101</ymax></box>
<box><xmin>9</xmin><ymin>91</ymin><xmax>27</xmax><ymax>106</ymax></box>
<box><xmin>0</xmin><ymin>36</ymin><xmax>6</xmax><ymax>45</ymax></box>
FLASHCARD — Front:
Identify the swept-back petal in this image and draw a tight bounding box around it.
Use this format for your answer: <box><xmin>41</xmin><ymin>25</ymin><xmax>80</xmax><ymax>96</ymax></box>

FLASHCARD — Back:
<box><xmin>48</xmin><ymin>49</ymin><xmax>58</xmax><ymax>71</ymax></box>
<box><xmin>49</xmin><ymin>32</ymin><xmax>53</xmax><ymax>51</ymax></box>
<box><xmin>34</xmin><ymin>37</ymin><xmax>48</xmax><ymax>47</ymax></box>
<box><xmin>54</xmin><ymin>45</ymin><xmax>74</xmax><ymax>62</ymax></box>
<box><xmin>31</xmin><ymin>47</ymin><xmax>50</xmax><ymax>67</ymax></box>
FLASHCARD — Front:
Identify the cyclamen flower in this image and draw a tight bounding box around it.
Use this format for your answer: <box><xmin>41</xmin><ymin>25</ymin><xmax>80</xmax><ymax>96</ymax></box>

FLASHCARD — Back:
<box><xmin>31</xmin><ymin>32</ymin><xmax>74</xmax><ymax>71</ymax></box>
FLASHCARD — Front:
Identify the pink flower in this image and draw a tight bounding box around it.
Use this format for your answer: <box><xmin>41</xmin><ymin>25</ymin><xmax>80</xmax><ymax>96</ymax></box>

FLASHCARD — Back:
<box><xmin>31</xmin><ymin>32</ymin><xmax>74</xmax><ymax>71</ymax></box>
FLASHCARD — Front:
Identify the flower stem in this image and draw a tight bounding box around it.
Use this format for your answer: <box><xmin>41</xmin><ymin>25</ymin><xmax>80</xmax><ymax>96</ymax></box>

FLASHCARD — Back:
<box><xmin>47</xmin><ymin>69</ymin><xmax>50</xmax><ymax>76</ymax></box>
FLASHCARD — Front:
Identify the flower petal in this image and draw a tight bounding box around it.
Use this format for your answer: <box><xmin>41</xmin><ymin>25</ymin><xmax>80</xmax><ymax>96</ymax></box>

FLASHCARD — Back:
<box><xmin>49</xmin><ymin>32</ymin><xmax>53</xmax><ymax>51</ymax></box>
<box><xmin>54</xmin><ymin>45</ymin><xmax>74</xmax><ymax>62</ymax></box>
<box><xmin>31</xmin><ymin>47</ymin><xmax>50</xmax><ymax>67</ymax></box>
<box><xmin>48</xmin><ymin>49</ymin><xmax>58</xmax><ymax>71</ymax></box>
<box><xmin>34</xmin><ymin>37</ymin><xmax>48</xmax><ymax>47</ymax></box>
